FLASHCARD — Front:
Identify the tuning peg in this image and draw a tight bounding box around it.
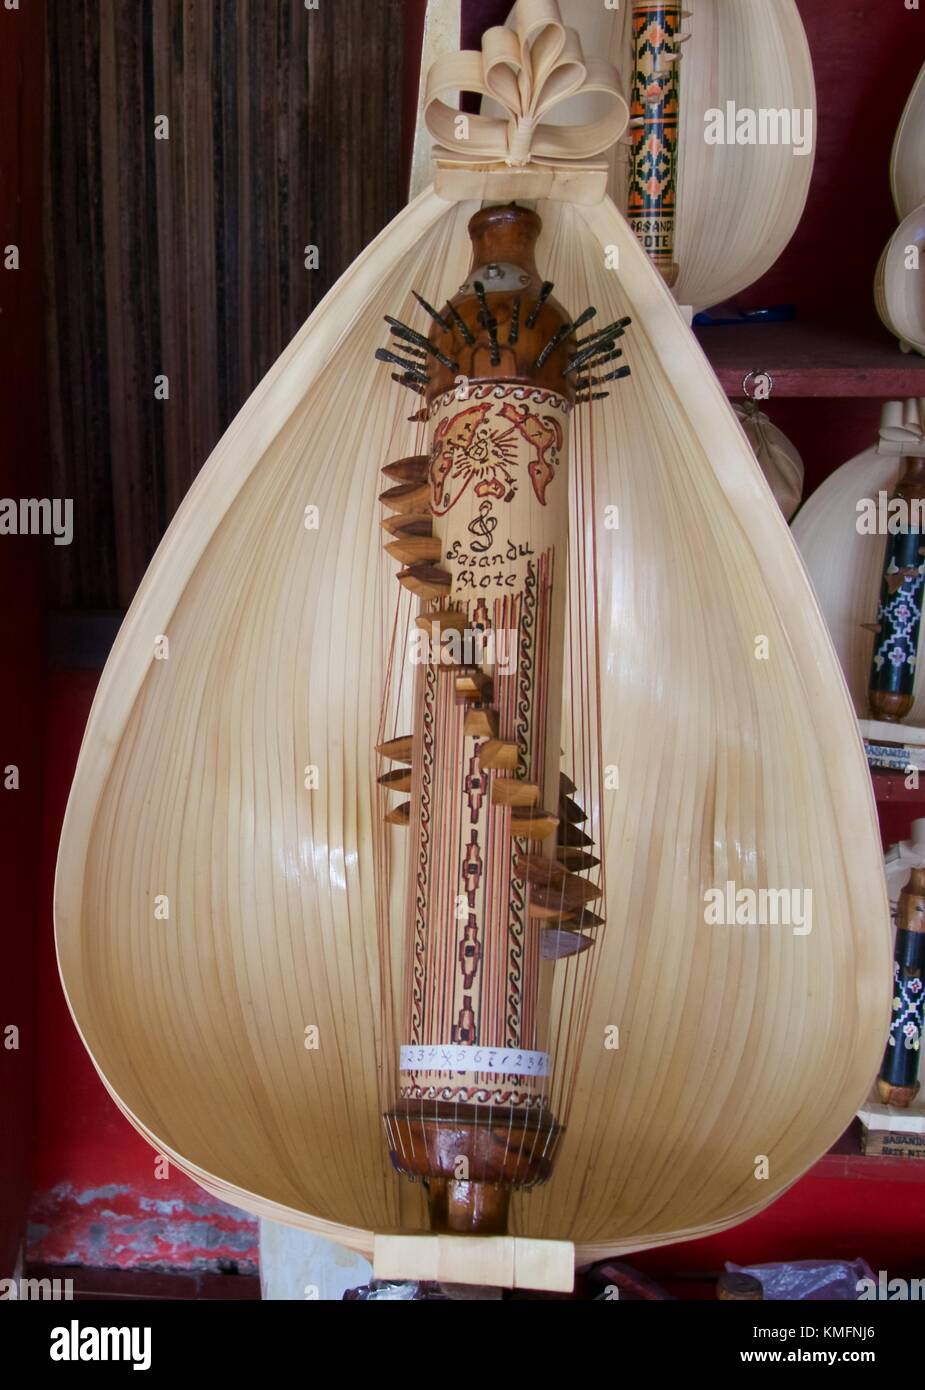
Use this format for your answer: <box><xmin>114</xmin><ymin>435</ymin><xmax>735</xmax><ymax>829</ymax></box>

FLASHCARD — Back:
<box><xmin>385</xmin><ymin>535</ymin><xmax>441</xmax><ymax>565</ymax></box>
<box><xmin>380</xmin><ymin>511</ymin><xmax>432</xmax><ymax>538</ymax></box>
<box><xmin>390</xmin><ymin>373</ymin><xmax>425</xmax><ymax>396</ymax></box>
<box><xmin>375</xmin><ymin>348</ymin><xmax>428</xmax><ymax>382</ymax></box>
<box><xmin>378</xmin><ymin>768</ymin><xmax>413</xmax><ymax>793</ymax></box>
<box><xmin>530</xmin><ymin>901</ymin><xmax>576</xmax><ymax>925</ymax></box>
<box><xmin>465</xmin><ymin>708</ymin><xmax>499</xmax><ymax>739</ymax></box>
<box><xmin>379</xmin><ymin>481</ymin><xmax>431</xmax><ymax>514</ymax></box>
<box><xmin>480</xmin><ymin>739</ymin><xmax>519</xmax><ymax>771</ymax></box>
<box><xmin>558</xmin><ymin>822</ymin><xmax>594</xmax><ymax>848</ymax></box>
<box><xmin>381</xmin><ymin>455</ymin><xmax>429</xmax><ymax>483</ymax></box>
<box><xmin>510</xmin><ymin>809</ymin><xmax>559</xmax><ymax>841</ymax></box>
<box><xmin>455</xmin><ymin>670</ymin><xmax>493</xmax><ymax>701</ymax></box>
<box><xmin>556</xmin><ymin>848</ymin><xmax>600</xmax><ymax>872</ymax></box>
<box><xmin>539</xmin><ymin>930</ymin><xmax>594</xmax><ymax>962</ymax></box>
<box><xmin>398</xmin><ymin>565</ymin><xmax>452</xmax><ymax>601</ymax></box>
<box><xmin>376</xmin><ymin>735</ymin><xmax>414</xmax><ymax>763</ymax></box>
<box><xmin>491</xmin><ymin>780</ymin><xmax>540</xmax><ymax>809</ymax></box>
<box><xmin>415</xmin><ymin>608</ymin><xmax>470</xmax><ymax>637</ymax></box>
<box><xmin>559</xmin><ymin>797</ymin><xmax>588</xmax><ymax>825</ymax></box>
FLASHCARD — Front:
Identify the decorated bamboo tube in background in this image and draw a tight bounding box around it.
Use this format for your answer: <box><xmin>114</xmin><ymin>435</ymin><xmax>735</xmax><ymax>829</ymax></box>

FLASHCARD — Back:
<box><xmin>376</xmin><ymin>206</ymin><xmax>630</xmax><ymax>1234</ymax></box>
<box><xmin>627</xmin><ymin>1</ymin><xmax>683</xmax><ymax>288</ymax></box>
<box><xmin>868</xmin><ymin>457</ymin><xmax>925</xmax><ymax>722</ymax></box>
<box><xmin>877</xmin><ymin>867</ymin><xmax>925</xmax><ymax>1107</ymax></box>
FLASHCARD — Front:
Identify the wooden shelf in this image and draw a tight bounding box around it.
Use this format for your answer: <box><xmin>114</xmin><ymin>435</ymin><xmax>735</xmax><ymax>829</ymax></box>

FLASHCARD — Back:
<box><xmin>695</xmin><ymin>318</ymin><xmax>925</xmax><ymax>398</ymax></box>
<box><xmin>817</xmin><ymin>1120</ymin><xmax>925</xmax><ymax>1185</ymax></box>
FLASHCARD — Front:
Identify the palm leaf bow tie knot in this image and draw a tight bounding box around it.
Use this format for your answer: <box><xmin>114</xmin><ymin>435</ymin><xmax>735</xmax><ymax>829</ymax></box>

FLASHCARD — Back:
<box><xmin>879</xmin><ymin>398</ymin><xmax>925</xmax><ymax>457</ymax></box>
<box><xmin>424</xmin><ymin>0</ymin><xmax>628</xmax><ymax>170</ymax></box>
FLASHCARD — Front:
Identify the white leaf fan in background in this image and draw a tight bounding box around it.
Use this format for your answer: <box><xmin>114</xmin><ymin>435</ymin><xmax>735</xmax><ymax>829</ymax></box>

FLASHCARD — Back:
<box><xmin>876</xmin><ymin>208</ymin><xmax>925</xmax><ymax>358</ymax></box>
<box><xmin>55</xmin><ymin>0</ymin><xmax>889</xmax><ymax>1284</ymax></box>
<box><xmin>733</xmin><ymin>403</ymin><xmax>804</xmax><ymax>521</ymax></box>
<box><xmin>792</xmin><ymin>398</ymin><xmax>925</xmax><ymax>729</ymax></box>
<box><xmin>876</xmin><ymin>61</ymin><xmax>925</xmax><ymax>356</ymax></box>
<box><xmin>891</xmin><ymin>60</ymin><xmax>925</xmax><ymax>224</ymax></box>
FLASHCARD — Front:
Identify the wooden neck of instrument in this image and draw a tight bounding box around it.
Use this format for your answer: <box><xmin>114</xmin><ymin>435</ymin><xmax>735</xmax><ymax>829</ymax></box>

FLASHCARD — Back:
<box><xmin>467</xmin><ymin>204</ymin><xmax>542</xmax><ymax>281</ymax></box>
<box><xmin>424</xmin><ymin>205</ymin><xmax>576</xmax><ymax>402</ymax></box>
<box><xmin>426</xmin><ymin>1178</ymin><xmax>512</xmax><ymax>1236</ymax></box>
<box><xmin>384</xmin><ymin>1104</ymin><xmax>561</xmax><ymax>1235</ymax></box>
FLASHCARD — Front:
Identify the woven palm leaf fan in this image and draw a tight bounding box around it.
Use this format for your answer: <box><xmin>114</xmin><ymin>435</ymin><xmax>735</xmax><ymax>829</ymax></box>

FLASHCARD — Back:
<box><xmin>793</xmin><ymin>399</ymin><xmax>925</xmax><ymax>726</ymax></box>
<box><xmin>891</xmin><ymin>59</ymin><xmax>925</xmax><ymax>222</ymax></box>
<box><xmin>876</xmin><ymin>61</ymin><xmax>925</xmax><ymax>356</ymax></box>
<box><xmin>733</xmin><ymin>403</ymin><xmax>804</xmax><ymax>521</ymax></box>
<box><xmin>459</xmin><ymin>0</ymin><xmax>816</xmax><ymax>310</ymax></box>
<box><xmin>56</xmin><ymin>0</ymin><xmax>889</xmax><ymax>1291</ymax></box>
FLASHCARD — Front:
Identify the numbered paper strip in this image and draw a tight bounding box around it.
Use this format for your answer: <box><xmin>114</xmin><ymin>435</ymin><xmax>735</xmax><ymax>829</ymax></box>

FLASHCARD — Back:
<box><xmin>400</xmin><ymin>1044</ymin><xmax>551</xmax><ymax>1076</ymax></box>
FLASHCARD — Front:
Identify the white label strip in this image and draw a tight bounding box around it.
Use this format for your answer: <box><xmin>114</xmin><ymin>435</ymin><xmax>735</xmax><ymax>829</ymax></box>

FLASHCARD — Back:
<box><xmin>400</xmin><ymin>1045</ymin><xmax>550</xmax><ymax>1077</ymax></box>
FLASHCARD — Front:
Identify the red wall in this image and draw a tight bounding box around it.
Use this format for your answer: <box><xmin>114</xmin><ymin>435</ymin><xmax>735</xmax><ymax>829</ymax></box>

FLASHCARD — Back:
<box><xmin>28</xmin><ymin>671</ymin><xmax>258</xmax><ymax>1271</ymax></box>
<box><xmin>632</xmin><ymin>1146</ymin><xmax>925</xmax><ymax>1292</ymax></box>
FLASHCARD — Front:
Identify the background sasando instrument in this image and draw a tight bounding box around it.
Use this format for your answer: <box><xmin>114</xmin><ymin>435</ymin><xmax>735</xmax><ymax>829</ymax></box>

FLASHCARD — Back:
<box><xmin>433</xmin><ymin>0</ymin><xmax>818</xmax><ymax>312</ymax></box>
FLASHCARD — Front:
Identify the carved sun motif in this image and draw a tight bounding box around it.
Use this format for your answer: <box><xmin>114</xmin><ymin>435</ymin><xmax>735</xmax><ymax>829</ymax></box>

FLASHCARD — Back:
<box><xmin>430</xmin><ymin>399</ymin><xmax>563</xmax><ymax>516</ymax></box>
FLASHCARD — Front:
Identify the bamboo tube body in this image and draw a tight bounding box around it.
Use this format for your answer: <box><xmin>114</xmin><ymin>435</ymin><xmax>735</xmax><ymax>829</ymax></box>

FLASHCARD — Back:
<box><xmin>398</xmin><ymin>385</ymin><xmax>571</xmax><ymax>1110</ymax></box>
<box><xmin>385</xmin><ymin>208</ymin><xmax>581</xmax><ymax>1223</ymax></box>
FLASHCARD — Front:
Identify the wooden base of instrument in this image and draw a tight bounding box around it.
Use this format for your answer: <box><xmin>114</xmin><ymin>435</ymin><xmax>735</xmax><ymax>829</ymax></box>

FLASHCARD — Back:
<box><xmin>426</xmin><ymin>1179</ymin><xmax>511</xmax><ymax>1236</ymax></box>
<box><xmin>868</xmin><ymin>692</ymin><xmax>915</xmax><ymax>723</ymax></box>
<box><xmin>876</xmin><ymin>1079</ymin><xmax>920</xmax><ymax>1107</ymax></box>
<box><xmin>383</xmin><ymin>1102</ymin><xmax>561</xmax><ymax>1235</ymax></box>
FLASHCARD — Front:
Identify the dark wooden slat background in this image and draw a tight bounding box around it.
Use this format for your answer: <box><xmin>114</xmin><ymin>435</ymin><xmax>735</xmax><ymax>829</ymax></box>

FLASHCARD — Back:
<box><xmin>45</xmin><ymin>0</ymin><xmax>405</xmax><ymax>610</ymax></box>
